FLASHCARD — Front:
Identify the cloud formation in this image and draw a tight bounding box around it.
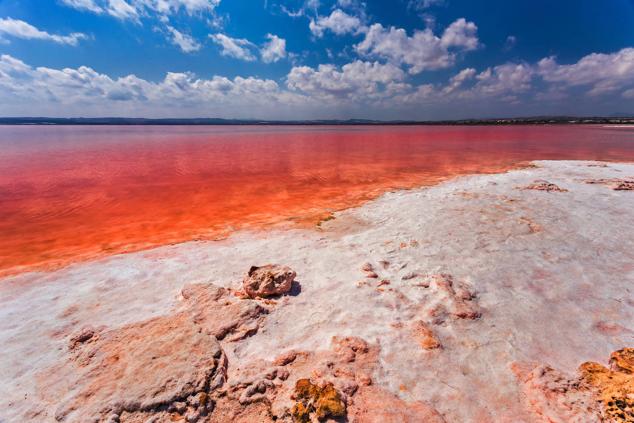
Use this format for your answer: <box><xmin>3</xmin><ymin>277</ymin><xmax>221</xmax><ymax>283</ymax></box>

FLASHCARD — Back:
<box><xmin>1</xmin><ymin>44</ymin><xmax>632</xmax><ymax>119</ymax></box>
<box><xmin>287</xmin><ymin>60</ymin><xmax>405</xmax><ymax>99</ymax></box>
<box><xmin>309</xmin><ymin>9</ymin><xmax>361</xmax><ymax>37</ymax></box>
<box><xmin>209</xmin><ymin>33</ymin><xmax>256</xmax><ymax>61</ymax></box>
<box><xmin>260</xmin><ymin>34</ymin><xmax>286</xmax><ymax>63</ymax></box>
<box><xmin>355</xmin><ymin>18</ymin><xmax>479</xmax><ymax>74</ymax></box>
<box><xmin>61</xmin><ymin>0</ymin><xmax>221</xmax><ymax>19</ymax></box>
<box><xmin>537</xmin><ymin>48</ymin><xmax>634</xmax><ymax>97</ymax></box>
<box><xmin>0</xmin><ymin>17</ymin><xmax>87</xmax><ymax>46</ymax></box>
<box><xmin>166</xmin><ymin>26</ymin><xmax>201</xmax><ymax>53</ymax></box>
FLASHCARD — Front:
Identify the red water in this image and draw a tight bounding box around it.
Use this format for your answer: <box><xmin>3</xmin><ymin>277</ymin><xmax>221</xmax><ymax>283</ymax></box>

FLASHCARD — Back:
<box><xmin>1</xmin><ymin>125</ymin><xmax>633</xmax><ymax>277</ymax></box>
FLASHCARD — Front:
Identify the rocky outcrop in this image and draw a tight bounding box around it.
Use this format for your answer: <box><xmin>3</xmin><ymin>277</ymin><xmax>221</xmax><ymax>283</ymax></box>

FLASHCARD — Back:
<box><xmin>41</xmin><ymin>281</ymin><xmax>274</xmax><ymax>422</ymax></box>
<box><xmin>51</xmin><ymin>314</ymin><xmax>227</xmax><ymax>422</ymax></box>
<box><xmin>580</xmin><ymin>348</ymin><xmax>634</xmax><ymax>422</ymax></box>
<box><xmin>242</xmin><ymin>265</ymin><xmax>296</xmax><ymax>298</ymax></box>
<box><xmin>523</xmin><ymin>180</ymin><xmax>568</xmax><ymax>192</ymax></box>
<box><xmin>210</xmin><ymin>336</ymin><xmax>444</xmax><ymax>422</ymax></box>
<box><xmin>180</xmin><ymin>283</ymin><xmax>268</xmax><ymax>341</ymax></box>
<box><xmin>513</xmin><ymin>348</ymin><xmax>634</xmax><ymax>422</ymax></box>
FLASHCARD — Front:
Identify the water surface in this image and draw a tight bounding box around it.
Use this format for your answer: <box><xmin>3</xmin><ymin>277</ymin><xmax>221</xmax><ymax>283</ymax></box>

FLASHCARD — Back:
<box><xmin>1</xmin><ymin>125</ymin><xmax>633</xmax><ymax>276</ymax></box>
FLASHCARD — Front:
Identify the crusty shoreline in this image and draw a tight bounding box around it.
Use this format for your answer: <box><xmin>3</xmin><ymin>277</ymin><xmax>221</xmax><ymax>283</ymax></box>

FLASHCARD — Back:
<box><xmin>1</xmin><ymin>160</ymin><xmax>633</xmax><ymax>422</ymax></box>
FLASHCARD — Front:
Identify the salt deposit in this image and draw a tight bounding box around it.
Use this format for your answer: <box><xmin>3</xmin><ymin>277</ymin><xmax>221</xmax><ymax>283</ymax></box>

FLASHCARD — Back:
<box><xmin>1</xmin><ymin>160</ymin><xmax>633</xmax><ymax>422</ymax></box>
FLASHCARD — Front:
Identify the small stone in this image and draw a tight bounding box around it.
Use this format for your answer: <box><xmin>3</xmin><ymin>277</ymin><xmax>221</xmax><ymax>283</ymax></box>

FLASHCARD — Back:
<box><xmin>242</xmin><ymin>264</ymin><xmax>296</xmax><ymax>298</ymax></box>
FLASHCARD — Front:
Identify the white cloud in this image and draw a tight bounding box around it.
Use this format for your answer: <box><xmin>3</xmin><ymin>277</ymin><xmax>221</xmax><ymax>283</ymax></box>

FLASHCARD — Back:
<box><xmin>260</xmin><ymin>34</ymin><xmax>286</xmax><ymax>63</ymax></box>
<box><xmin>309</xmin><ymin>9</ymin><xmax>361</xmax><ymax>37</ymax></box>
<box><xmin>355</xmin><ymin>18</ymin><xmax>479</xmax><ymax>74</ymax></box>
<box><xmin>107</xmin><ymin>0</ymin><xmax>139</xmax><ymax>20</ymax></box>
<box><xmin>0</xmin><ymin>17</ymin><xmax>87</xmax><ymax>46</ymax></box>
<box><xmin>60</xmin><ymin>0</ymin><xmax>221</xmax><ymax>20</ymax></box>
<box><xmin>474</xmin><ymin>63</ymin><xmax>533</xmax><ymax>96</ymax></box>
<box><xmin>440</xmin><ymin>18</ymin><xmax>479</xmax><ymax>51</ymax></box>
<box><xmin>537</xmin><ymin>48</ymin><xmax>634</xmax><ymax>96</ymax></box>
<box><xmin>60</xmin><ymin>0</ymin><xmax>104</xmax><ymax>13</ymax></box>
<box><xmin>442</xmin><ymin>67</ymin><xmax>476</xmax><ymax>94</ymax></box>
<box><xmin>135</xmin><ymin>0</ymin><xmax>221</xmax><ymax>15</ymax></box>
<box><xmin>0</xmin><ymin>54</ymin><xmax>306</xmax><ymax>118</ymax></box>
<box><xmin>209</xmin><ymin>33</ymin><xmax>256</xmax><ymax>61</ymax></box>
<box><xmin>287</xmin><ymin>60</ymin><xmax>405</xmax><ymax>100</ymax></box>
<box><xmin>166</xmin><ymin>26</ymin><xmax>200</xmax><ymax>52</ymax></box>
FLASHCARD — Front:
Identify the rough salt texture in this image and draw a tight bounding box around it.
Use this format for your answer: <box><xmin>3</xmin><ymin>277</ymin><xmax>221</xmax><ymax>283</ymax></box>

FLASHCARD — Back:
<box><xmin>1</xmin><ymin>160</ymin><xmax>634</xmax><ymax>422</ymax></box>
<box><xmin>32</xmin><ymin>283</ymin><xmax>272</xmax><ymax>422</ymax></box>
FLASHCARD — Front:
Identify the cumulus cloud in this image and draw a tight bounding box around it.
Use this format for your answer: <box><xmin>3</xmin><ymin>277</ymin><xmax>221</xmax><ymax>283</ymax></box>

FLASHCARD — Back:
<box><xmin>474</xmin><ymin>63</ymin><xmax>533</xmax><ymax>96</ymax></box>
<box><xmin>0</xmin><ymin>17</ymin><xmax>87</xmax><ymax>46</ymax></box>
<box><xmin>537</xmin><ymin>48</ymin><xmax>634</xmax><ymax>97</ymax></box>
<box><xmin>260</xmin><ymin>34</ymin><xmax>286</xmax><ymax>63</ymax></box>
<box><xmin>440</xmin><ymin>18</ymin><xmax>479</xmax><ymax>50</ymax></box>
<box><xmin>309</xmin><ymin>9</ymin><xmax>361</xmax><ymax>37</ymax></box>
<box><xmin>355</xmin><ymin>18</ymin><xmax>479</xmax><ymax>74</ymax></box>
<box><xmin>0</xmin><ymin>53</ymin><xmax>306</xmax><ymax>118</ymax></box>
<box><xmin>287</xmin><ymin>60</ymin><xmax>405</xmax><ymax>100</ymax></box>
<box><xmin>209</xmin><ymin>33</ymin><xmax>256</xmax><ymax>61</ymax></box>
<box><xmin>166</xmin><ymin>26</ymin><xmax>200</xmax><ymax>52</ymax></box>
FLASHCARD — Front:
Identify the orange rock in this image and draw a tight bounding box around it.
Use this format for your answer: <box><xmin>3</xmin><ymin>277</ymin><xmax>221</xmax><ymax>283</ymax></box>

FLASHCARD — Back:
<box><xmin>580</xmin><ymin>348</ymin><xmax>634</xmax><ymax>421</ymax></box>
<box><xmin>412</xmin><ymin>321</ymin><xmax>441</xmax><ymax>350</ymax></box>
<box><xmin>242</xmin><ymin>264</ymin><xmax>296</xmax><ymax>298</ymax></box>
<box><xmin>513</xmin><ymin>348</ymin><xmax>634</xmax><ymax>422</ymax></box>
<box><xmin>291</xmin><ymin>379</ymin><xmax>346</xmax><ymax>422</ymax></box>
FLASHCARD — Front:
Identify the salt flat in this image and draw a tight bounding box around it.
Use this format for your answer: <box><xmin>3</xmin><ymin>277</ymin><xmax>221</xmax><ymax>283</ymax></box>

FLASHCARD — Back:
<box><xmin>1</xmin><ymin>160</ymin><xmax>633</xmax><ymax>422</ymax></box>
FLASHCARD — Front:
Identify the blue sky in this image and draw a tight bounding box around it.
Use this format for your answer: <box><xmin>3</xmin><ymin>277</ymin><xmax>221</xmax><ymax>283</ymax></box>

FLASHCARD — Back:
<box><xmin>0</xmin><ymin>0</ymin><xmax>633</xmax><ymax>119</ymax></box>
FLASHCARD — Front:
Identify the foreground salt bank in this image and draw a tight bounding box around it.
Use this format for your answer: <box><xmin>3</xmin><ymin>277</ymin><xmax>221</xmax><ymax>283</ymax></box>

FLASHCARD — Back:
<box><xmin>1</xmin><ymin>161</ymin><xmax>633</xmax><ymax>422</ymax></box>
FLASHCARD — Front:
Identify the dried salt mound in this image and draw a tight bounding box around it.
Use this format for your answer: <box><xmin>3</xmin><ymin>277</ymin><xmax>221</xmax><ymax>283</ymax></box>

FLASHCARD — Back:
<box><xmin>585</xmin><ymin>178</ymin><xmax>634</xmax><ymax>191</ymax></box>
<box><xmin>243</xmin><ymin>264</ymin><xmax>296</xmax><ymax>298</ymax></box>
<box><xmin>522</xmin><ymin>180</ymin><xmax>568</xmax><ymax>192</ymax></box>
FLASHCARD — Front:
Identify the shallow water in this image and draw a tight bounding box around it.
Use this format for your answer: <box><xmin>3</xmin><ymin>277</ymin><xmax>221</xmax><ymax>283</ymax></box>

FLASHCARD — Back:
<box><xmin>1</xmin><ymin>124</ymin><xmax>633</xmax><ymax>276</ymax></box>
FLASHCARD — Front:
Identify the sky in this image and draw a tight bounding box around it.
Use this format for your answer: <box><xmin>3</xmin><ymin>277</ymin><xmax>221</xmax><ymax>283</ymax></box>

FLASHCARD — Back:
<box><xmin>0</xmin><ymin>0</ymin><xmax>633</xmax><ymax>120</ymax></box>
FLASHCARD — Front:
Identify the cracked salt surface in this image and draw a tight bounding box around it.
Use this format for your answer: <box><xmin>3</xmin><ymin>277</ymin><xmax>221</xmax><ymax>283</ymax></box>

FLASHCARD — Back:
<box><xmin>1</xmin><ymin>160</ymin><xmax>633</xmax><ymax>422</ymax></box>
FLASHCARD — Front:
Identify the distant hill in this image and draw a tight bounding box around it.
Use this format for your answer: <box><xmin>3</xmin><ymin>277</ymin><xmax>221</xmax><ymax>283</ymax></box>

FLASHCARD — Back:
<box><xmin>0</xmin><ymin>116</ymin><xmax>633</xmax><ymax>125</ymax></box>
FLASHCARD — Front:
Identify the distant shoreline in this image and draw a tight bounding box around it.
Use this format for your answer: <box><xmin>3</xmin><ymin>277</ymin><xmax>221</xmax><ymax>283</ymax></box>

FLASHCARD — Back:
<box><xmin>0</xmin><ymin>116</ymin><xmax>633</xmax><ymax>126</ymax></box>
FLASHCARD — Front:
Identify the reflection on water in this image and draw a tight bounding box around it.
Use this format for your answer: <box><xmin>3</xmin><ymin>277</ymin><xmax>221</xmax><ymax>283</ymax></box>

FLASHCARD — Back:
<box><xmin>1</xmin><ymin>124</ymin><xmax>633</xmax><ymax>276</ymax></box>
